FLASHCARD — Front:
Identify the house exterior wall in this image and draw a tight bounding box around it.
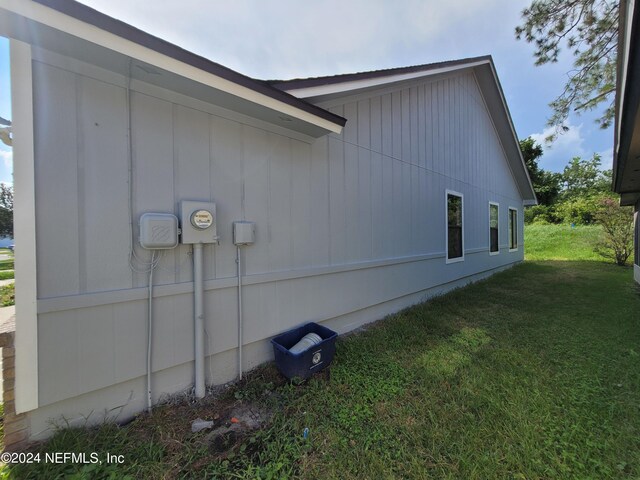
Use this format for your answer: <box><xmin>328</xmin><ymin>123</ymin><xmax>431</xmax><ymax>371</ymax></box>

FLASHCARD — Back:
<box><xmin>28</xmin><ymin>48</ymin><xmax>525</xmax><ymax>439</ymax></box>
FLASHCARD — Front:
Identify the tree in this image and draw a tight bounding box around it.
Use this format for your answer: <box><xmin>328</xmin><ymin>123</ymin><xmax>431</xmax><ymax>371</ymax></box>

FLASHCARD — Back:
<box><xmin>519</xmin><ymin>137</ymin><xmax>562</xmax><ymax>205</ymax></box>
<box><xmin>0</xmin><ymin>183</ymin><xmax>13</xmax><ymax>238</ymax></box>
<box><xmin>515</xmin><ymin>0</ymin><xmax>618</xmax><ymax>134</ymax></box>
<box><xmin>550</xmin><ymin>154</ymin><xmax>613</xmax><ymax>224</ymax></box>
<box><xmin>594</xmin><ymin>197</ymin><xmax>634</xmax><ymax>266</ymax></box>
<box><xmin>560</xmin><ymin>154</ymin><xmax>611</xmax><ymax>199</ymax></box>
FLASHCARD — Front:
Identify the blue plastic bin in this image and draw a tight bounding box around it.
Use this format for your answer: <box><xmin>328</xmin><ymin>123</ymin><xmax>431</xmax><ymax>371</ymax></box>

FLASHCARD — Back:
<box><xmin>271</xmin><ymin>322</ymin><xmax>338</xmax><ymax>380</ymax></box>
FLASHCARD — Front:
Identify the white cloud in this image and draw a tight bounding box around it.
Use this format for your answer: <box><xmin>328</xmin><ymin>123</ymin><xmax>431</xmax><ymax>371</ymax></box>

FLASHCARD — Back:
<box><xmin>529</xmin><ymin>123</ymin><xmax>589</xmax><ymax>172</ymax></box>
<box><xmin>73</xmin><ymin>0</ymin><xmax>613</xmax><ymax>170</ymax></box>
<box><xmin>0</xmin><ymin>149</ymin><xmax>11</xmax><ymax>169</ymax></box>
<box><xmin>78</xmin><ymin>0</ymin><xmax>517</xmax><ymax>79</ymax></box>
<box><xmin>0</xmin><ymin>149</ymin><xmax>12</xmax><ymax>185</ymax></box>
<box><xmin>596</xmin><ymin>148</ymin><xmax>613</xmax><ymax>170</ymax></box>
<box><xmin>529</xmin><ymin>123</ymin><xmax>613</xmax><ymax>173</ymax></box>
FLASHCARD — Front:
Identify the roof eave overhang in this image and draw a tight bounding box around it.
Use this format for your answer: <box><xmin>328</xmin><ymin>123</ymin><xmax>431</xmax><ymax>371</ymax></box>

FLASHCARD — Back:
<box><xmin>613</xmin><ymin>0</ymin><xmax>640</xmax><ymax>197</ymax></box>
<box><xmin>0</xmin><ymin>0</ymin><xmax>345</xmax><ymax>138</ymax></box>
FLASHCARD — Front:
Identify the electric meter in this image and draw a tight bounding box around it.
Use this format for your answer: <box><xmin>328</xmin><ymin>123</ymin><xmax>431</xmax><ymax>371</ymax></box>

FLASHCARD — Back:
<box><xmin>180</xmin><ymin>200</ymin><xmax>218</xmax><ymax>245</ymax></box>
<box><xmin>191</xmin><ymin>210</ymin><xmax>213</xmax><ymax>230</ymax></box>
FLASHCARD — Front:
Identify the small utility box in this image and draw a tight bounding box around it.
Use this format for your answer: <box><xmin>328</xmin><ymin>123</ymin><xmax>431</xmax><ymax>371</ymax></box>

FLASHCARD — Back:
<box><xmin>139</xmin><ymin>213</ymin><xmax>179</xmax><ymax>249</ymax></box>
<box><xmin>271</xmin><ymin>322</ymin><xmax>338</xmax><ymax>380</ymax></box>
<box><xmin>233</xmin><ymin>221</ymin><xmax>256</xmax><ymax>245</ymax></box>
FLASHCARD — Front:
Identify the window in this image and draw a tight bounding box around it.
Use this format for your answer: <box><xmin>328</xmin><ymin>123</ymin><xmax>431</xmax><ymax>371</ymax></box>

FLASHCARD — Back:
<box><xmin>446</xmin><ymin>191</ymin><xmax>464</xmax><ymax>262</ymax></box>
<box><xmin>509</xmin><ymin>207</ymin><xmax>518</xmax><ymax>251</ymax></box>
<box><xmin>489</xmin><ymin>202</ymin><xmax>499</xmax><ymax>255</ymax></box>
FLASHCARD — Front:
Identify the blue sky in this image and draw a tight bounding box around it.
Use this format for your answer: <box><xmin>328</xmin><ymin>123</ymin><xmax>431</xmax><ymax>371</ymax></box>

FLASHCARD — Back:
<box><xmin>0</xmin><ymin>0</ymin><xmax>615</xmax><ymax>183</ymax></box>
<box><xmin>0</xmin><ymin>36</ymin><xmax>11</xmax><ymax>185</ymax></box>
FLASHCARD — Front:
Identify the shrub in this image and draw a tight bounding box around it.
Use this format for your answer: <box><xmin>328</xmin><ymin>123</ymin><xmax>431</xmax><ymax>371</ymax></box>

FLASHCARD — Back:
<box><xmin>525</xmin><ymin>204</ymin><xmax>559</xmax><ymax>225</ymax></box>
<box><xmin>593</xmin><ymin>197</ymin><xmax>634</xmax><ymax>266</ymax></box>
<box><xmin>555</xmin><ymin>195</ymin><xmax>608</xmax><ymax>225</ymax></box>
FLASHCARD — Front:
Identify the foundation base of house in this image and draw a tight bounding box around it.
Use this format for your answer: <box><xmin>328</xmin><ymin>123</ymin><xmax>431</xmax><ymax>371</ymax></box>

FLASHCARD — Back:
<box><xmin>0</xmin><ymin>312</ymin><xmax>30</xmax><ymax>452</ymax></box>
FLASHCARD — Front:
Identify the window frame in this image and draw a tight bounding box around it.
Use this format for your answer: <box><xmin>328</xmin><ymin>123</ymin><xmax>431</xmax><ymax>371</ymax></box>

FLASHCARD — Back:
<box><xmin>489</xmin><ymin>201</ymin><xmax>500</xmax><ymax>256</ymax></box>
<box><xmin>508</xmin><ymin>206</ymin><xmax>518</xmax><ymax>252</ymax></box>
<box><xmin>445</xmin><ymin>190</ymin><xmax>465</xmax><ymax>264</ymax></box>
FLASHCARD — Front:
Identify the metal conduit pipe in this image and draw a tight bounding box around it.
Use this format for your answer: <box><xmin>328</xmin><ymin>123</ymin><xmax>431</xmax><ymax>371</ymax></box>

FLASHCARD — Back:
<box><xmin>193</xmin><ymin>243</ymin><xmax>206</xmax><ymax>399</ymax></box>
<box><xmin>146</xmin><ymin>251</ymin><xmax>157</xmax><ymax>412</ymax></box>
<box><xmin>236</xmin><ymin>245</ymin><xmax>243</xmax><ymax>380</ymax></box>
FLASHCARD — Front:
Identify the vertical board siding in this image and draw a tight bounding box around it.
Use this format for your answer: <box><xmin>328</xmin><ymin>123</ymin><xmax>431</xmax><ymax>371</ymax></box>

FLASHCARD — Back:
<box><xmin>370</xmin><ymin>152</ymin><xmax>384</xmax><ymax>258</ymax></box>
<box><xmin>357</xmin><ymin>99</ymin><xmax>370</xmax><ymax>149</ymax></box>
<box><xmin>290</xmin><ymin>139</ymin><xmax>312</xmax><ymax>270</ymax></box>
<box><xmin>328</xmin><ymin>136</ymin><xmax>346</xmax><ymax>264</ymax></box>
<box><xmin>358</xmin><ymin>148</ymin><xmax>373</xmax><ymax>261</ymax></box>
<box><xmin>370</xmin><ymin>96</ymin><xmax>382</xmax><ymax>153</ymax></box>
<box><xmin>76</xmin><ymin>304</ymin><xmax>115</xmax><ymax>392</ymax></box>
<box><xmin>309</xmin><ymin>137</ymin><xmax>330</xmax><ymax>266</ymax></box>
<box><xmin>209</xmin><ymin>115</ymin><xmax>244</xmax><ymax>279</ymax></box>
<box><xmin>174</xmin><ymin>105</ymin><xmax>212</xmax><ymax>282</ymax></box>
<box><xmin>267</xmin><ymin>133</ymin><xmax>292</xmax><ymax>272</ymax></box>
<box><xmin>38</xmin><ymin>310</ymin><xmax>79</xmax><ymax>405</ymax></box>
<box><xmin>113</xmin><ymin>300</ymin><xmax>146</xmax><ymax>381</ymax></box>
<box><xmin>77</xmin><ymin>76</ymin><xmax>131</xmax><ymax>294</ymax></box>
<box><xmin>34</xmin><ymin>54</ymin><xmax>527</xmax><ymax>407</ymax></box>
<box><xmin>344</xmin><ymin>143</ymin><xmax>359</xmax><ymax>262</ymax></box>
<box><xmin>33</xmin><ymin>63</ymin><xmax>80</xmax><ymax>298</ymax></box>
<box><xmin>131</xmin><ymin>92</ymin><xmax>176</xmax><ymax>287</ymax></box>
<box><xmin>242</xmin><ymin>125</ymin><xmax>271</xmax><ymax>275</ymax></box>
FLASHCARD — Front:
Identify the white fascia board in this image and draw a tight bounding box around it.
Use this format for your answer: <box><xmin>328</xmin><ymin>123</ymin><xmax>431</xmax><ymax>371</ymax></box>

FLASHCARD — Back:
<box><xmin>282</xmin><ymin>60</ymin><xmax>490</xmax><ymax>98</ymax></box>
<box><xmin>11</xmin><ymin>39</ymin><xmax>39</xmax><ymax>413</ymax></box>
<box><xmin>0</xmin><ymin>0</ymin><xmax>342</xmax><ymax>135</ymax></box>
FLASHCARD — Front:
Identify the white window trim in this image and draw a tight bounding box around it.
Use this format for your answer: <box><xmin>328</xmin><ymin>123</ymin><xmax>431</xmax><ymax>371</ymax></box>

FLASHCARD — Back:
<box><xmin>489</xmin><ymin>201</ymin><xmax>500</xmax><ymax>256</ymax></box>
<box><xmin>445</xmin><ymin>190</ymin><xmax>465</xmax><ymax>264</ymax></box>
<box><xmin>508</xmin><ymin>206</ymin><xmax>519</xmax><ymax>252</ymax></box>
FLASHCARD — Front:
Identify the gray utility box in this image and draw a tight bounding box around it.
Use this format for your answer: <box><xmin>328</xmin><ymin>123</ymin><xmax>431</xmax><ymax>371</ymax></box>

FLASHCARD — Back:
<box><xmin>233</xmin><ymin>221</ymin><xmax>256</xmax><ymax>246</ymax></box>
<box><xmin>139</xmin><ymin>213</ymin><xmax>179</xmax><ymax>249</ymax></box>
<box><xmin>180</xmin><ymin>200</ymin><xmax>218</xmax><ymax>245</ymax></box>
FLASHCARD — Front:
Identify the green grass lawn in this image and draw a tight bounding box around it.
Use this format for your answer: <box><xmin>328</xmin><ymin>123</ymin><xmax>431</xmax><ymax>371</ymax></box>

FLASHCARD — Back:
<box><xmin>3</xmin><ymin>226</ymin><xmax>639</xmax><ymax>479</ymax></box>
<box><xmin>0</xmin><ymin>284</ymin><xmax>14</xmax><ymax>307</ymax></box>
<box><xmin>0</xmin><ymin>260</ymin><xmax>14</xmax><ymax>272</ymax></box>
<box><xmin>0</xmin><ymin>272</ymin><xmax>14</xmax><ymax>282</ymax></box>
<box><xmin>525</xmin><ymin>224</ymin><xmax>604</xmax><ymax>261</ymax></box>
<box><xmin>0</xmin><ymin>258</ymin><xmax>14</xmax><ymax>281</ymax></box>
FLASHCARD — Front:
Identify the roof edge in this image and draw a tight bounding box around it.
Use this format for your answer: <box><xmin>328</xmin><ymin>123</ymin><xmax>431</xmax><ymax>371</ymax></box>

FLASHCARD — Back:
<box><xmin>613</xmin><ymin>0</ymin><xmax>640</xmax><ymax>193</ymax></box>
<box><xmin>30</xmin><ymin>0</ymin><xmax>346</xmax><ymax>128</ymax></box>
<box><xmin>267</xmin><ymin>55</ymin><xmax>492</xmax><ymax>91</ymax></box>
